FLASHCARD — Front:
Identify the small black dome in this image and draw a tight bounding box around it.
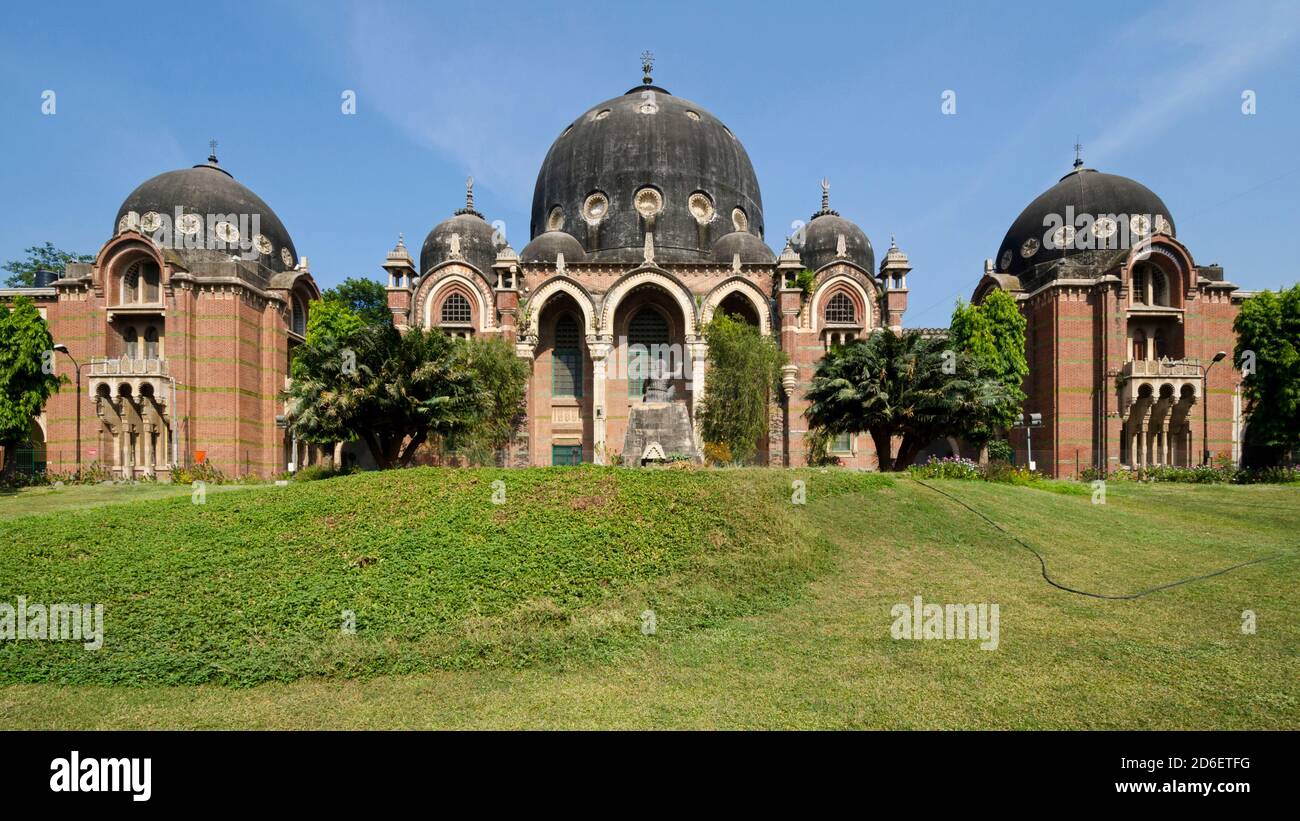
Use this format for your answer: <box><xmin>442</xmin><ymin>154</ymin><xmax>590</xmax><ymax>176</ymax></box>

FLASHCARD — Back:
<box><xmin>520</xmin><ymin>230</ymin><xmax>587</xmax><ymax>264</ymax></box>
<box><xmin>711</xmin><ymin>231</ymin><xmax>774</xmax><ymax>264</ymax></box>
<box><xmin>800</xmin><ymin>213</ymin><xmax>874</xmax><ymax>273</ymax></box>
<box><xmin>114</xmin><ymin>158</ymin><xmax>298</xmax><ymax>271</ymax></box>
<box><xmin>419</xmin><ymin>211</ymin><xmax>499</xmax><ymax>276</ymax></box>
<box><xmin>996</xmin><ymin>166</ymin><xmax>1175</xmax><ymax>276</ymax></box>
<box><xmin>530</xmin><ymin>82</ymin><xmax>763</xmax><ymax>263</ymax></box>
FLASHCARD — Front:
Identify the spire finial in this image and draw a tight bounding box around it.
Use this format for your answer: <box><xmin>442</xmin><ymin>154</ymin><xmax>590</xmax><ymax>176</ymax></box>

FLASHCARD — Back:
<box><xmin>397</xmin><ymin>232</ymin><xmax>405</xmax><ymax>248</ymax></box>
<box><xmin>466</xmin><ymin>175</ymin><xmax>475</xmax><ymax>210</ymax></box>
<box><xmin>208</xmin><ymin>139</ymin><xmax>218</xmax><ymax>164</ymax></box>
<box><xmin>641</xmin><ymin>50</ymin><xmax>655</xmax><ymax>85</ymax></box>
<box><xmin>890</xmin><ymin>234</ymin><xmax>897</xmax><ymax>249</ymax></box>
<box><xmin>1073</xmin><ymin>139</ymin><xmax>1084</xmax><ymax>169</ymax></box>
<box><xmin>820</xmin><ymin>177</ymin><xmax>830</xmax><ymax>212</ymax></box>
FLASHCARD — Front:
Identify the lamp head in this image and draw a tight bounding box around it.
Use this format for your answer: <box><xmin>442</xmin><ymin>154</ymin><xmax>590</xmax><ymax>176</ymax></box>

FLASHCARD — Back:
<box><xmin>1213</xmin><ymin>351</ymin><xmax>1227</xmax><ymax>363</ymax></box>
<box><xmin>53</xmin><ymin>344</ymin><xmax>69</xmax><ymax>353</ymax></box>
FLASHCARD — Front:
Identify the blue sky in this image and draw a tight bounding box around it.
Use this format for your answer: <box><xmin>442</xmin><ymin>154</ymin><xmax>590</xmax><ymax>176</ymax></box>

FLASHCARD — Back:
<box><xmin>2</xmin><ymin>0</ymin><xmax>1297</xmax><ymax>326</ymax></box>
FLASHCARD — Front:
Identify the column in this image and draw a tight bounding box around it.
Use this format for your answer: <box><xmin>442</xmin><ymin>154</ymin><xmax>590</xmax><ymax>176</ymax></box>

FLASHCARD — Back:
<box><xmin>143</xmin><ymin>422</ymin><xmax>155</xmax><ymax>476</ymax></box>
<box><xmin>588</xmin><ymin>337</ymin><xmax>611</xmax><ymax>465</ymax></box>
<box><xmin>688</xmin><ymin>338</ymin><xmax>708</xmax><ymax>456</ymax></box>
<box><xmin>1160</xmin><ymin>425</ymin><xmax>1169</xmax><ymax>467</ymax></box>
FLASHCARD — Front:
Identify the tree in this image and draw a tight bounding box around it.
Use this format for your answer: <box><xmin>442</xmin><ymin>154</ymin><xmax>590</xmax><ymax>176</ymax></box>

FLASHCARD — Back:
<box><xmin>285</xmin><ymin>323</ymin><xmax>523</xmax><ymax>469</ymax></box>
<box><xmin>320</xmin><ymin>277</ymin><xmax>390</xmax><ymax>325</ymax></box>
<box><xmin>804</xmin><ymin>329</ymin><xmax>1013</xmax><ymax>470</ymax></box>
<box><xmin>292</xmin><ymin>299</ymin><xmax>366</xmax><ymax>381</ymax></box>
<box><xmin>698</xmin><ymin>313</ymin><xmax>787</xmax><ymax>464</ymax></box>
<box><xmin>949</xmin><ymin>288</ymin><xmax>1027</xmax><ymax>439</ymax></box>
<box><xmin>3</xmin><ymin>242</ymin><xmax>95</xmax><ymax>288</ymax></box>
<box><xmin>1233</xmin><ymin>285</ymin><xmax>1300</xmax><ymax>465</ymax></box>
<box><xmin>0</xmin><ymin>297</ymin><xmax>63</xmax><ymax>474</ymax></box>
<box><xmin>444</xmin><ymin>336</ymin><xmax>531</xmax><ymax>465</ymax></box>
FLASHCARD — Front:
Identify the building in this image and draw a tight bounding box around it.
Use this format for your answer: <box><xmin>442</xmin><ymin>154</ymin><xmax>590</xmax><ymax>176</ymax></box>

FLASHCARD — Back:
<box><xmin>384</xmin><ymin>62</ymin><xmax>909</xmax><ymax>469</ymax></box>
<box><xmin>3</xmin><ymin>148</ymin><xmax>321</xmax><ymax>479</ymax></box>
<box><xmin>972</xmin><ymin>156</ymin><xmax>1249</xmax><ymax>476</ymax></box>
<box><xmin>8</xmin><ymin>62</ymin><xmax>1250</xmax><ymax>477</ymax></box>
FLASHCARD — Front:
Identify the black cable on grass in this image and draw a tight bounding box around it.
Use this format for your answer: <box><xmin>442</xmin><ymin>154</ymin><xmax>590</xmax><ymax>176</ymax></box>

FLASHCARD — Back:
<box><xmin>911</xmin><ymin>478</ymin><xmax>1284</xmax><ymax>600</ymax></box>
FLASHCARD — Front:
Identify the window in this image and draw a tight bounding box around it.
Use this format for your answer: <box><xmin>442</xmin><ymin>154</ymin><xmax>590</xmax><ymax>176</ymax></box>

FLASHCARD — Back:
<box><xmin>144</xmin><ymin>326</ymin><xmax>159</xmax><ymax>358</ymax></box>
<box><xmin>552</xmin><ymin>444</ymin><xmax>582</xmax><ymax>466</ymax></box>
<box><xmin>1153</xmin><ymin>328</ymin><xmax>1166</xmax><ymax>359</ymax></box>
<box><xmin>440</xmin><ymin>293</ymin><xmax>472</xmax><ymax>325</ymax></box>
<box><xmin>1151</xmin><ymin>268</ymin><xmax>1170</xmax><ymax>307</ymax></box>
<box><xmin>825</xmin><ymin>292</ymin><xmax>856</xmax><ymax>324</ymax></box>
<box><xmin>627</xmin><ymin>308</ymin><xmax>669</xmax><ymax>400</ymax></box>
<box><xmin>1133</xmin><ymin>329</ymin><xmax>1147</xmax><ymax>361</ymax></box>
<box><xmin>552</xmin><ymin>315</ymin><xmax>582</xmax><ymax>398</ymax></box>
<box><xmin>124</xmin><ymin>327</ymin><xmax>138</xmax><ymax>359</ymax></box>
<box><xmin>120</xmin><ymin>259</ymin><xmax>160</xmax><ymax>304</ymax></box>
<box><xmin>832</xmin><ymin>432</ymin><xmax>853</xmax><ymax>453</ymax></box>
<box><xmin>291</xmin><ymin>294</ymin><xmax>307</xmax><ymax>336</ymax></box>
<box><xmin>1132</xmin><ymin>267</ymin><xmax>1147</xmax><ymax>305</ymax></box>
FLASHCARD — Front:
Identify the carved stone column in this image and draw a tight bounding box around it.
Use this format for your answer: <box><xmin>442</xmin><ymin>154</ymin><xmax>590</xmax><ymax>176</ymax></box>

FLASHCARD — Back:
<box><xmin>588</xmin><ymin>336</ymin><xmax>611</xmax><ymax>465</ymax></box>
<box><xmin>687</xmin><ymin>338</ymin><xmax>709</xmax><ymax>454</ymax></box>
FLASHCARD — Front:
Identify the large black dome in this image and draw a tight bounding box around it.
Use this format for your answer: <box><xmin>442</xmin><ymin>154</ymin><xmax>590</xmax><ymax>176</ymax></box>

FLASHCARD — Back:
<box><xmin>996</xmin><ymin>165</ymin><xmax>1174</xmax><ymax>277</ymax></box>
<box><xmin>114</xmin><ymin>157</ymin><xmax>298</xmax><ymax>272</ymax></box>
<box><xmin>530</xmin><ymin>82</ymin><xmax>764</xmax><ymax>264</ymax></box>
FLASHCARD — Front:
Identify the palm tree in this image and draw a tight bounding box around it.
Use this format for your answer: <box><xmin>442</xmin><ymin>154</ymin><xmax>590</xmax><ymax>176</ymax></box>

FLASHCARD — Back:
<box><xmin>805</xmin><ymin>329</ymin><xmax>1012</xmax><ymax>470</ymax></box>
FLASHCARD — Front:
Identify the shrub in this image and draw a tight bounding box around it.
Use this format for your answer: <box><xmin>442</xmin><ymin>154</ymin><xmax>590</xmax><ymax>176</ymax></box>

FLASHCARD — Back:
<box><xmin>986</xmin><ymin>439</ymin><xmax>1013</xmax><ymax>462</ymax></box>
<box><xmin>172</xmin><ymin>461</ymin><xmax>228</xmax><ymax>485</ymax></box>
<box><xmin>909</xmin><ymin>456</ymin><xmax>982</xmax><ymax>480</ymax></box>
<box><xmin>703</xmin><ymin>441</ymin><xmax>733</xmax><ymax>467</ymax></box>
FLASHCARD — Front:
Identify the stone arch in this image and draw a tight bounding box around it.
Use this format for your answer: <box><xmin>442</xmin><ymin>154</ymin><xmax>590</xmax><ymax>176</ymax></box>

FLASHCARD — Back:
<box><xmin>525</xmin><ymin>276</ymin><xmax>597</xmax><ymax>338</ymax></box>
<box><xmin>421</xmin><ymin>271</ymin><xmax>493</xmax><ymax>331</ymax></box>
<box><xmin>599</xmin><ymin>268</ymin><xmax>698</xmax><ymax>337</ymax></box>
<box><xmin>701</xmin><ymin>277</ymin><xmax>771</xmax><ymax>335</ymax></box>
<box><xmin>98</xmin><ymin>236</ymin><xmax>165</xmax><ymax>304</ymax></box>
<box><xmin>1126</xmin><ymin>237</ymin><xmax>1193</xmax><ymax>308</ymax></box>
<box><xmin>810</xmin><ymin>274</ymin><xmax>875</xmax><ymax>333</ymax></box>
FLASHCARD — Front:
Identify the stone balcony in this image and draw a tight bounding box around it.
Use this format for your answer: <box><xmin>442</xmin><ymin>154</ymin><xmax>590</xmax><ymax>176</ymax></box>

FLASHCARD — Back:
<box><xmin>89</xmin><ymin>357</ymin><xmax>170</xmax><ymax>403</ymax></box>
<box><xmin>1118</xmin><ymin>357</ymin><xmax>1201</xmax><ymax>416</ymax></box>
<box><xmin>1120</xmin><ymin>358</ymin><xmax>1202</xmax><ymax>379</ymax></box>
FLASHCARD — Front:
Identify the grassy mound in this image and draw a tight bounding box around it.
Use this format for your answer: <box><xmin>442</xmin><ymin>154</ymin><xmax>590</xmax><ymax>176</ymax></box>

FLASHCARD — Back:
<box><xmin>0</xmin><ymin>467</ymin><xmax>889</xmax><ymax>686</ymax></box>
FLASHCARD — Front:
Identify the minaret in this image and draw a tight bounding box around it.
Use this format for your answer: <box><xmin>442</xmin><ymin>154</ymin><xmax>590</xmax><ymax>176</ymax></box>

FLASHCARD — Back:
<box><xmin>879</xmin><ymin>235</ymin><xmax>911</xmax><ymax>333</ymax></box>
<box><xmin>382</xmin><ymin>232</ymin><xmax>416</xmax><ymax>329</ymax></box>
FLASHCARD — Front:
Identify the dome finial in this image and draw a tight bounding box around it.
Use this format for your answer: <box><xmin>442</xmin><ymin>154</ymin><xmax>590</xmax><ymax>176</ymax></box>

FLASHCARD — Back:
<box><xmin>641</xmin><ymin>50</ymin><xmax>655</xmax><ymax>85</ymax></box>
<box><xmin>466</xmin><ymin>176</ymin><xmax>475</xmax><ymax>210</ymax></box>
<box><xmin>1073</xmin><ymin>139</ymin><xmax>1084</xmax><ymax>169</ymax></box>
<box><xmin>820</xmin><ymin>177</ymin><xmax>830</xmax><ymax>212</ymax></box>
<box><xmin>208</xmin><ymin>138</ymin><xmax>219</xmax><ymax>164</ymax></box>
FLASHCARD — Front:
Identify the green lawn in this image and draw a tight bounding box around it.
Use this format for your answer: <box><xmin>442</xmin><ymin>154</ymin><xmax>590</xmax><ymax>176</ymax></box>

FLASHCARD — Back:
<box><xmin>0</xmin><ymin>481</ymin><xmax>268</xmax><ymax>521</ymax></box>
<box><xmin>0</xmin><ymin>468</ymin><xmax>1296</xmax><ymax>729</ymax></box>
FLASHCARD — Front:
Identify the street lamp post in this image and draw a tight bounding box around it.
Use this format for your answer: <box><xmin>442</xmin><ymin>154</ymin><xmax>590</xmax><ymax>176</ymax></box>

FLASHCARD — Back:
<box><xmin>1201</xmin><ymin>351</ymin><xmax>1227</xmax><ymax>466</ymax></box>
<box><xmin>52</xmin><ymin>344</ymin><xmax>82</xmax><ymax>478</ymax></box>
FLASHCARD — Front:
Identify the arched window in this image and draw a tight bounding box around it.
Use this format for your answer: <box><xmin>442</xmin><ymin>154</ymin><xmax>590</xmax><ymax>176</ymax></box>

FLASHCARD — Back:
<box><xmin>825</xmin><ymin>292</ymin><xmax>856</xmax><ymax>325</ymax></box>
<box><xmin>141</xmin><ymin>263</ymin><xmax>160</xmax><ymax>302</ymax></box>
<box><xmin>1151</xmin><ymin>268</ymin><xmax>1170</xmax><ymax>307</ymax></box>
<box><xmin>627</xmin><ymin>307</ymin><xmax>670</xmax><ymax>400</ymax></box>
<box><xmin>1153</xmin><ymin>328</ymin><xmax>1166</xmax><ymax>359</ymax></box>
<box><xmin>144</xmin><ymin>326</ymin><xmax>160</xmax><ymax>359</ymax></box>
<box><xmin>120</xmin><ymin>259</ymin><xmax>160</xmax><ymax>304</ymax></box>
<box><xmin>440</xmin><ymin>293</ymin><xmax>472</xmax><ymax>325</ymax></box>
<box><xmin>552</xmin><ymin>314</ymin><xmax>583</xmax><ymax>399</ymax></box>
<box><xmin>291</xmin><ymin>294</ymin><xmax>307</xmax><ymax>336</ymax></box>
<box><xmin>1133</xmin><ymin>329</ymin><xmax>1147</xmax><ymax>362</ymax></box>
<box><xmin>717</xmin><ymin>292</ymin><xmax>760</xmax><ymax>326</ymax></box>
<box><xmin>1132</xmin><ymin>266</ymin><xmax>1147</xmax><ymax>305</ymax></box>
<box><xmin>124</xmin><ymin>327</ymin><xmax>139</xmax><ymax>360</ymax></box>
